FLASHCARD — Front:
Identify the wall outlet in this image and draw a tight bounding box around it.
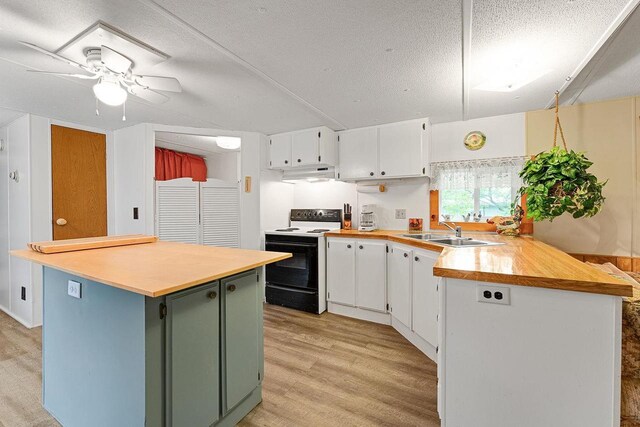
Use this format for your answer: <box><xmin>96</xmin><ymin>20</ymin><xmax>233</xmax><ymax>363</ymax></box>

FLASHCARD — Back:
<box><xmin>395</xmin><ymin>209</ymin><xmax>407</xmax><ymax>219</ymax></box>
<box><xmin>68</xmin><ymin>280</ymin><xmax>82</xmax><ymax>299</ymax></box>
<box><xmin>476</xmin><ymin>284</ymin><xmax>510</xmax><ymax>305</ymax></box>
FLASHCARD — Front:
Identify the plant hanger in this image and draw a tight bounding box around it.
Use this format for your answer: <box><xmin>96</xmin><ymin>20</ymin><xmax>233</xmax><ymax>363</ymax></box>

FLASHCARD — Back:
<box><xmin>552</xmin><ymin>91</ymin><xmax>568</xmax><ymax>150</ymax></box>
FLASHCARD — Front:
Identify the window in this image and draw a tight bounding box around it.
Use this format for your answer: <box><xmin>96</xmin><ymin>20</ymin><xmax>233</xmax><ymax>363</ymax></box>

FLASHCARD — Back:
<box><xmin>430</xmin><ymin>156</ymin><xmax>529</xmax><ymax>230</ymax></box>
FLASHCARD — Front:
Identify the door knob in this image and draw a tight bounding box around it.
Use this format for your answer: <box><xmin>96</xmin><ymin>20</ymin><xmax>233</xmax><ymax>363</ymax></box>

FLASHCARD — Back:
<box><xmin>56</xmin><ymin>218</ymin><xmax>67</xmax><ymax>226</ymax></box>
<box><xmin>207</xmin><ymin>291</ymin><xmax>217</xmax><ymax>300</ymax></box>
<box><xmin>227</xmin><ymin>284</ymin><xmax>236</xmax><ymax>292</ymax></box>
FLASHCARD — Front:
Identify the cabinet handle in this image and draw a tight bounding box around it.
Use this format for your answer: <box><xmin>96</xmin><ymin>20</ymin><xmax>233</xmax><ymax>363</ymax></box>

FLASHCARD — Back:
<box><xmin>404</xmin><ymin>253</ymin><xmax>408</xmax><ymax>258</ymax></box>
<box><xmin>284</xmin><ymin>160</ymin><xmax>289</xmax><ymax>164</ymax></box>
<box><xmin>297</xmin><ymin>158</ymin><xmax>301</xmax><ymax>163</ymax></box>
<box><xmin>347</xmin><ymin>244</ymin><xmax>352</xmax><ymax>249</ymax></box>
<box><xmin>207</xmin><ymin>291</ymin><xmax>217</xmax><ymax>299</ymax></box>
<box><xmin>414</xmin><ymin>256</ymin><xmax>419</xmax><ymax>261</ymax></box>
<box><xmin>227</xmin><ymin>284</ymin><xmax>236</xmax><ymax>292</ymax></box>
<box><xmin>381</xmin><ymin>171</ymin><xmax>386</xmax><ymax>176</ymax></box>
<box><xmin>359</xmin><ymin>245</ymin><xmax>363</xmax><ymax>249</ymax></box>
<box><xmin>369</xmin><ymin>172</ymin><xmax>374</xmax><ymax>176</ymax></box>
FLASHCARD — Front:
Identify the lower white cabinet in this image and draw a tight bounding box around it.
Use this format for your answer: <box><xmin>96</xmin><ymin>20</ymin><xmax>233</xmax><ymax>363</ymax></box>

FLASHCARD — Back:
<box><xmin>355</xmin><ymin>241</ymin><xmax>387</xmax><ymax>312</ymax></box>
<box><xmin>388</xmin><ymin>245</ymin><xmax>413</xmax><ymax>328</ymax></box>
<box><xmin>327</xmin><ymin>237</ymin><xmax>440</xmax><ymax>361</ymax></box>
<box><xmin>326</xmin><ymin>239</ymin><xmax>356</xmax><ymax>306</ymax></box>
<box><xmin>412</xmin><ymin>251</ymin><xmax>439</xmax><ymax>345</ymax></box>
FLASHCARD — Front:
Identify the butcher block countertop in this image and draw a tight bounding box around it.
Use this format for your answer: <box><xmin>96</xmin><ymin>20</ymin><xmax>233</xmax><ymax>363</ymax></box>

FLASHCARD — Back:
<box><xmin>11</xmin><ymin>241</ymin><xmax>291</xmax><ymax>297</ymax></box>
<box><xmin>325</xmin><ymin>230</ymin><xmax>632</xmax><ymax>297</ymax></box>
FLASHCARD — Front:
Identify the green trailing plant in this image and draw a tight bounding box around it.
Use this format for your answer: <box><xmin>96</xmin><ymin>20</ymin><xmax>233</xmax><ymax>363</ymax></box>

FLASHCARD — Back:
<box><xmin>515</xmin><ymin>146</ymin><xmax>607</xmax><ymax>221</ymax></box>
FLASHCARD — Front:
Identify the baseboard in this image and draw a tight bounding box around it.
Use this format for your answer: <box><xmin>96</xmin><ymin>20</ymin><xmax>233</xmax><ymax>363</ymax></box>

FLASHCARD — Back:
<box><xmin>391</xmin><ymin>316</ymin><xmax>437</xmax><ymax>363</ymax></box>
<box><xmin>0</xmin><ymin>306</ymin><xmax>35</xmax><ymax>329</ymax></box>
<box><xmin>328</xmin><ymin>302</ymin><xmax>391</xmax><ymax>325</ymax></box>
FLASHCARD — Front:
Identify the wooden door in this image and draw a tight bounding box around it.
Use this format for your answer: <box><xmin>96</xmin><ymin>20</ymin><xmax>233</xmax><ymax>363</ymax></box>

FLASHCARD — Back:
<box><xmin>51</xmin><ymin>125</ymin><xmax>107</xmax><ymax>240</ymax></box>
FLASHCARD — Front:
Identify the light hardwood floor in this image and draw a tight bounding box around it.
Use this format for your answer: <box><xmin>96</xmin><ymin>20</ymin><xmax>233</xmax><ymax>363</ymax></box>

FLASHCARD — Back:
<box><xmin>240</xmin><ymin>305</ymin><xmax>439</xmax><ymax>427</ymax></box>
<box><xmin>0</xmin><ymin>304</ymin><xmax>438</xmax><ymax>426</ymax></box>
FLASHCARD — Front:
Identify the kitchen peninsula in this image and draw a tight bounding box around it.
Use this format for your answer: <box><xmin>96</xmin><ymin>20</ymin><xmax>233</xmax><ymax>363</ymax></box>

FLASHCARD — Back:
<box><xmin>324</xmin><ymin>230</ymin><xmax>632</xmax><ymax>427</ymax></box>
<box><xmin>11</xmin><ymin>240</ymin><xmax>291</xmax><ymax>427</ymax></box>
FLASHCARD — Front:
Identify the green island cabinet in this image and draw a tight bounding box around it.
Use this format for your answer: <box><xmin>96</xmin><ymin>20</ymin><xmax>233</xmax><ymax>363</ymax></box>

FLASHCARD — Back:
<box><xmin>42</xmin><ymin>267</ymin><xmax>264</xmax><ymax>427</ymax></box>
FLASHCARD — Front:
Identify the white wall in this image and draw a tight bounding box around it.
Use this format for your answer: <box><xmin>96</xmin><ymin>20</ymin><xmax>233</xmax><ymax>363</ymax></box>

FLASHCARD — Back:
<box><xmin>358</xmin><ymin>181</ymin><xmax>430</xmax><ymax>230</ymax></box>
<box><xmin>206</xmin><ymin>151</ymin><xmax>240</xmax><ymax>183</ymax></box>
<box><xmin>431</xmin><ymin>113</ymin><xmax>526</xmax><ymax>162</ymax></box>
<box><xmin>259</xmin><ymin>169</ymin><xmax>294</xmax><ymax>238</ymax></box>
<box><xmin>239</xmin><ymin>132</ymin><xmax>263</xmax><ymax>250</ymax></box>
<box><xmin>0</xmin><ymin>125</ymin><xmax>9</xmax><ymax>312</ymax></box>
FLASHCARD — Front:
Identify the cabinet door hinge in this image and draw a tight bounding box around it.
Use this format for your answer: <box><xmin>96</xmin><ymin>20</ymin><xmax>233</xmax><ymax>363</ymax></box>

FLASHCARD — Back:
<box><xmin>258</xmin><ymin>372</ymin><xmax>261</xmax><ymax>381</ymax></box>
<box><xmin>422</xmin><ymin>167</ymin><xmax>426</xmax><ymax>174</ymax></box>
<box><xmin>328</xmin><ymin>292</ymin><xmax>331</xmax><ymax>299</ymax></box>
<box><xmin>436</xmin><ymin>346</ymin><xmax>439</xmax><ymax>354</ymax></box>
<box><xmin>318</xmin><ymin>155</ymin><xmax>321</xmax><ymax>162</ymax></box>
<box><xmin>327</xmin><ymin>241</ymin><xmax>330</xmax><ymax>248</ymax></box>
<box><xmin>390</xmin><ymin>306</ymin><xmax>392</xmax><ymax>312</ymax></box>
<box><xmin>386</xmin><ymin>245</ymin><xmax>389</xmax><ymax>253</ymax></box>
<box><xmin>159</xmin><ymin>303</ymin><xmax>167</xmax><ymax>320</ymax></box>
<box><xmin>337</xmin><ymin>135</ymin><xmax>340</xmax><ymax>142</ymax></box>
<box><xmin>269</xmin><ymin>140</ymin><xmax>272</xmax><ymax>145</ymax></box>
<box><xmin>318</xmin><ymin>131</ymin><xmax>321</xmax><ymax>138</ymax></box>
<box><xmin>337</xmin><ymin>173</ymin><xmax>340</xmax><ymax>179</ymax></box>
<box><xmin>422</xmin><ymin>123</ymin><xmax>426</xmax><ymax>130</ymax></box>
<box><xmin>269</xmin><ymin>161</ymin><xmax>272</xmax><ymax>166</ymax></box>
<box><xmin>257</xmin><ymin>272</ymin><xmax>260</xmax><ymax>282</ymax></box>
<box><xmin>386</xmin><ymin>303</ymin><xmax>389</xmax><ymax>311</ymax></box>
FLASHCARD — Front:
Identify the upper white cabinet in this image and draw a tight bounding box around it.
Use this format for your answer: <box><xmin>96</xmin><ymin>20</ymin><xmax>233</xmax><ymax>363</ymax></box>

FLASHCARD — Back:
<box><xmin>355</xmin><ymin>241</ymin><xmax>387</xmax><ymax>312</ymax></box>
<box><xmin>337</xmin><ymin>128</ymin><xmax>378</xmax><ymax>180</ymax></box>
<box><xmin>412</xmin><ymin>250</ymin><xmax>439</xmax><ymax>346</ymax></box>
<box><xmin>268</xmin><ymin>133</ymin><xmax>292</xmax><ymax>168</ymax></box>
<box><xmin>337</xmin><ymin>119</ymin><xmax>430</xmax><ymax>181</ymax></box>
<box><xmin>269</xmin><ymin>126</ymin><xmax>336</xmax><ymax>169</ymax></box>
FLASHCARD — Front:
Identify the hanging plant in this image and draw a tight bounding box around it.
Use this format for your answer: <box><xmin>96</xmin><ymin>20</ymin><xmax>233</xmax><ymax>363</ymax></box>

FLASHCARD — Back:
<box><xmin>515</xmin><ymin>93</ymin><xmax>607</xmax><ymax>222</ymax></box>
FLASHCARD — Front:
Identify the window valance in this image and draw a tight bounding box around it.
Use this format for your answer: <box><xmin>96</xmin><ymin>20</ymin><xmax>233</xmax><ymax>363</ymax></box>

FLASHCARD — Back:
<box><xmin>430</xmin><ymin>156</ymin><xmax>526</xmax><ymax>191</ymax></box>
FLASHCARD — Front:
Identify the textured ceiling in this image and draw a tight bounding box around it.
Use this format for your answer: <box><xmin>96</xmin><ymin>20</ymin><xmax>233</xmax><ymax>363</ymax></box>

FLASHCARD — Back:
<box><xmin>0</xmin><ymin>0</ymin><xmax>637</xmax><ymax>133</ymax></box>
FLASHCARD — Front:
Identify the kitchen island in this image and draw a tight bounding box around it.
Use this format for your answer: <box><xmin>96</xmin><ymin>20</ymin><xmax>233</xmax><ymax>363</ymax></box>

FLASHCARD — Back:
<box><xmin>11</xmin><ymin>241</ymin><xmax>291</xmax><ymax>427</ymax></box>
<box><xmin>324</xmin><ymin>230</ymin><xmax>632</xmax><ymax>427</ymax></box>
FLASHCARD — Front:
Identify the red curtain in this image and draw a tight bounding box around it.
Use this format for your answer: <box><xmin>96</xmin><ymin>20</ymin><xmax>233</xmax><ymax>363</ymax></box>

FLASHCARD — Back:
<box><xmin>155</xmin><ymin>148</ymin><xmax>207</xmax><ymax>182</ymax></box>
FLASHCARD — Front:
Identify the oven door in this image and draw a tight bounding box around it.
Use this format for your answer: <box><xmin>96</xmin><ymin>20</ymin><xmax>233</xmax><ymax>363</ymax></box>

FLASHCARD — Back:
<box><xmin>265</xmin><ymin>240</ymin><xmax>318</xmax><ymax>291</ymax></box>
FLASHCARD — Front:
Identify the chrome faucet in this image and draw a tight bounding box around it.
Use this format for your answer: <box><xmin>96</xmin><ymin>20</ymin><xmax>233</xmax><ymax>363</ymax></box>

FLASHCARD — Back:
<box><xmin>439</xmin><ymin>221</ymin><xmax>462</xmax><ymax>238</ymax></box>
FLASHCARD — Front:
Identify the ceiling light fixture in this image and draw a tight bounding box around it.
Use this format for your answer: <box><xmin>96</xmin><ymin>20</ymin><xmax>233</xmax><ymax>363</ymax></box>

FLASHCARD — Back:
<box><xmin>216</xmin><ymin>136</ymin><xmax>241</xmax><ymax>150</ymax></box>
<box><xmin>93</xmin><ymin>77</ymin><xmax>128</xmax><ymax>106</ymax></box>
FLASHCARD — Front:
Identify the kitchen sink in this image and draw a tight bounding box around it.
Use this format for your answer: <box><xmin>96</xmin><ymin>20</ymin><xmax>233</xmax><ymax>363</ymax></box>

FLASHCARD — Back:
<box><xmin>400</xmin><ymin>234</ymin><xmax>503</xmax><ymax>248</ymax></box>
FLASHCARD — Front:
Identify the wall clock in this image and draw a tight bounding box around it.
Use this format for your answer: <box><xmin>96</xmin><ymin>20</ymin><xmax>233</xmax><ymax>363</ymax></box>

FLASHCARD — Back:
<box><xmin>464</xmin><ymin>131</ymin><xmax>486</xmax><ymax>151</ymax></box>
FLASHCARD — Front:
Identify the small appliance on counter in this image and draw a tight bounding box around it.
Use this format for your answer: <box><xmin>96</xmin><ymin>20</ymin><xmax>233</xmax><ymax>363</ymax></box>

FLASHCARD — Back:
<box><xmin>343</xmin><ymin>203</ymin><xmax>352</xmax><ymax>229</ymax></box>
<box><xmin>359</xmin><ymin>204</ymin><xmax>379</xmax><ymax>232</ymax></box>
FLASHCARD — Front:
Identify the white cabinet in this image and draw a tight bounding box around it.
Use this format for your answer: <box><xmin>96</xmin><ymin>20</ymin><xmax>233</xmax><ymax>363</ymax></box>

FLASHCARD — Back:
<box><xmin>388</xmin><ymin>245</ymin><xmax>413</xmax><ymax>328</ymax></box>
<box><xmin>269</xmin><ymin>126</ymin><xmax>336</xmax><ymax>169</ymax></box>
<box><xmin>268</xmin><ymin>133</ymin><xmax>292</xmax><ymax>168</ymax></box>
<box><xmin>337</xmin><ymin>128</ymin><xmax>378</xmax><ymax>180</ymax></box>
<box><xmin>412</xmin><ymin>250</ymin><xmax>439</xmax><ymax>345</ymax></box>
<box><xmin>337</xmin><ymin>119</ymin><xmax>430</xmax><ymax>181</ymax></box>
<box><xmin>355</xmin><ymin>241</ymin><xmax>387</xmax><ymax>312</ymax></box>
<box><xmin>378</xmin><ymin>121</ymin><xmax>427</xmax><ymax>178</ymax></box>
<box><xmin>326</xmin><ymin>239</ymin><xmax>356</xmax><ymax>306</ymax></box>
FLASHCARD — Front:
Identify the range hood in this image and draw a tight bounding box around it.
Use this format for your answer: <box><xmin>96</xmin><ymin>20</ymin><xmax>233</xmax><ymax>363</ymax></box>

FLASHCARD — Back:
<box><xmin>282</xmin><ymin>167</ymin><xmax>337</xmax><ymax>182</ymax></box>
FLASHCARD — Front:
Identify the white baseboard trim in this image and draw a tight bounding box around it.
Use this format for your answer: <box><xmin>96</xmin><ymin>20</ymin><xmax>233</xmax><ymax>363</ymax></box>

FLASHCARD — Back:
<box><xmin>328</xmin><ymin>302</ymin><xmax>391</xmax><ymax>325</ymax></box>
<box><xmin>391</xmin><ymin>316</ymin><xmax>437</xmax><ymax>363</ymax></box>
<box><xmin>0</xmin><ymin>306</ymin><xmax>35</xmax><ymax>329</ymax></box>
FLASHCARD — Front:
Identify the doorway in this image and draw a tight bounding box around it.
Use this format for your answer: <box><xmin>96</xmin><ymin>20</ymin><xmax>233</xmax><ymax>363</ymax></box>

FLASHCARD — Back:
<box><xmin>51</xmin><ymin>125</ymin><xmax>107</xmax><ymax>240</ymax></box>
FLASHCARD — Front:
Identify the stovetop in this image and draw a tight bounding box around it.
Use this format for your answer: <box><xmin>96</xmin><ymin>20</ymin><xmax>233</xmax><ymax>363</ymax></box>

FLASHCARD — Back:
<box><xmin>265</xmin><ymin>209</ymin><xmax>342</xmax><ymax>237</ymax></box>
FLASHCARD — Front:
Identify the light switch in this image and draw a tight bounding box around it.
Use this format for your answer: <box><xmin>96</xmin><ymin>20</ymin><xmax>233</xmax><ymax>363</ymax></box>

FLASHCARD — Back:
<box><xmin>68</xmin><ymin>280</ymin><xmax>82</xmax><ymax>299</ymax></box>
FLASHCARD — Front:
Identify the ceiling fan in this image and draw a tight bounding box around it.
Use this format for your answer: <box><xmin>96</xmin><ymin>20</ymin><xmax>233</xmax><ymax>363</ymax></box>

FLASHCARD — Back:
<box><xmin>20</xmin><ymin>41</ymin><xmax>182</xmax><ymax>119</ymax></box>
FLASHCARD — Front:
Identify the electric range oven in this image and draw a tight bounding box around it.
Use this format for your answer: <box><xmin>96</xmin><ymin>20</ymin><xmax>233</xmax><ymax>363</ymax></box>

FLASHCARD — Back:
<box><xmin>264</xmin><ymin>209</ymin><xmax>341</xmax><ymax>314</ymax></box>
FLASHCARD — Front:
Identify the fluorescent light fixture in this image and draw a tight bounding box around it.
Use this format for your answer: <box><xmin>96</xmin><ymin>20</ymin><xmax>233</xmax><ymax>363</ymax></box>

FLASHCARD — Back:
<box><xmin>93</xmin><ymin>78</ymin><xmax>127</xmax><ymax>106</ymax></box>
<box><xmin>216</xmin><ymin>136</ymin><xmax>241</xmax><ymax>150</ymax></box>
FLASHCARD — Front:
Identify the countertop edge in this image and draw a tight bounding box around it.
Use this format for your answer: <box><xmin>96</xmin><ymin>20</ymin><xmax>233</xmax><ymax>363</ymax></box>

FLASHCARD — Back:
<box><xmin>10</xmin><ymin>249</ymin><xmax>292</xmax><ymax>297</ymax></box>
<box><xmin>325</xmin><ymin>230</ymin><xmax>633</xmax><ymax>297</ymax></box>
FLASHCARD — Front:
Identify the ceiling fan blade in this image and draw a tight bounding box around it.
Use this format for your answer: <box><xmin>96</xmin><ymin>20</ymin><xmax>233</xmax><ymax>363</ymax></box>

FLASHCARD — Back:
<box><xmin>27</xmin><ymin>70</ymin><xmax>99</xmax><ymax>79</ymax></box>
<box><xmin>133</xmin><ymin>75</ymin><xmax>182</xmax><ymax>92</ymax></box>
<box><xmin>101</xmin><ymin>45</ymin><xmax>132</xmax><ymax>74</ymax></box>
<box><xmin>20</xmin><ymin>41</ymin><xmax>89</xmax><ymax>71</ymax></box>
<box><xmin>128</xmin><ymin>85</ymin><xmax>169</xmax><ymax>104</ymax></box>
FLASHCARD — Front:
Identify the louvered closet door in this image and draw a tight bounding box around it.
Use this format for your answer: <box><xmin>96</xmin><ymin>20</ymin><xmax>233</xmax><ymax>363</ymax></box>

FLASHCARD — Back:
<box><xmin>200</xmin><ymin>180</ymin><xmax>240</xmax><ymax>248</ymax></box>
<box><xmin>155</xmin><ymin>178</ymin><xmax>200</xmax><ymax>244</ymax></box>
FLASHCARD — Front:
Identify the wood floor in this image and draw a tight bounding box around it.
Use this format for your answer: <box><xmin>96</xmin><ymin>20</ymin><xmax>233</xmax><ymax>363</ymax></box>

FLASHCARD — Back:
<box><xmin>240</xmin><ymin>305</ymin><xmax>439</xmax><ymax>427</ymax></box>
<box><xmin>0</xmin><ymin>304</ymin><xmax>438</xmax><ymax>427</ymax></box>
